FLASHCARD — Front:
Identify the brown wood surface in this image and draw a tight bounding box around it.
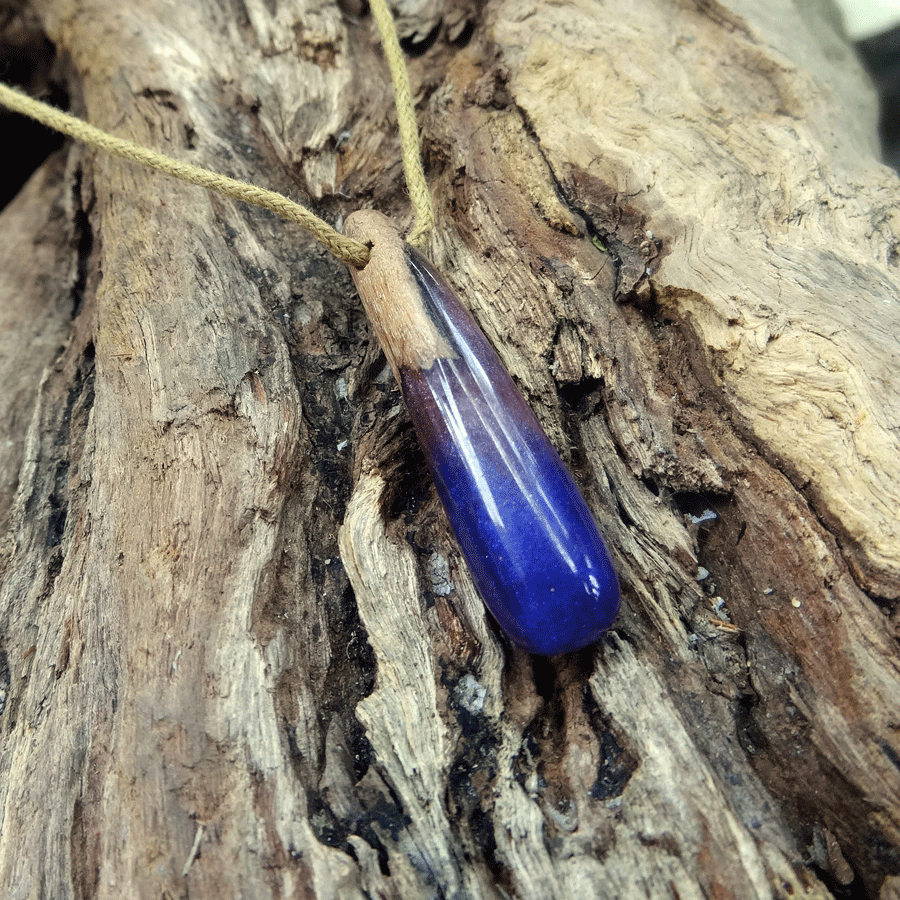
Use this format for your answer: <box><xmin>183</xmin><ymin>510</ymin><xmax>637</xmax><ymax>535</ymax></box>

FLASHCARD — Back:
<box><xmin>1</xmin><ymin>0</ymin><xmax>899</xmax><ymax>897</ymax></box>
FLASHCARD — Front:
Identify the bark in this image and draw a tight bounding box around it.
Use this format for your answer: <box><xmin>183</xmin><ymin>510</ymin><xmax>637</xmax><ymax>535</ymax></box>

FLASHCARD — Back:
<box><xmin>1</xmin><ymin>0</ymin><xmax>899</xmax><ymax>898</ymax></box>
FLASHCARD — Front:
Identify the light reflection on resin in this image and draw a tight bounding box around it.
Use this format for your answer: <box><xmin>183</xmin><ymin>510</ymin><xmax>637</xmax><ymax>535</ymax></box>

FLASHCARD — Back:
<box><xmin>344</xmin><ymin>209</ymin><xmax>620</xmax><ymax>655</ymax></box>
<box><xmin>398</xmin><ymin>247</ymin><xmax>619</xmax><ymax>655</ymax></box>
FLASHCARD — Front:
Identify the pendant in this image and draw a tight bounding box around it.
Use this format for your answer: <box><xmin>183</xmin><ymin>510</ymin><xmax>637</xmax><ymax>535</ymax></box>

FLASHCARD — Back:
<box><xmin>345</xmin><ymin>210</ymin><xmax>619</xmax><ymax>655</ymax></box>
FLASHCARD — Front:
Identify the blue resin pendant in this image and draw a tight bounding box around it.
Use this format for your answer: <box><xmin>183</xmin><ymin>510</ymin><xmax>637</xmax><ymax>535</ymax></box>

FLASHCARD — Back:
<box><xmin>345</xmin><ymin>210</ymin><xmax>619</xmax><ymax>655</ymax></box>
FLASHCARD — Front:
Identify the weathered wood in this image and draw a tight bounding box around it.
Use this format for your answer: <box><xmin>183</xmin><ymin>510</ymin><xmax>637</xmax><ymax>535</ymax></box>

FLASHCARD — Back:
<box><xmin>1</xmin><ymin>0</ymin><xmax>899</xmax><ymax>898</ymax></box>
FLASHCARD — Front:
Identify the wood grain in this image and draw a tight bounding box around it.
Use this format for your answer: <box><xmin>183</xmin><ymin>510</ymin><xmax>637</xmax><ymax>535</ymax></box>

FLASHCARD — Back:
<box><xmin>0</xmin><ymin>0</ymin><xmax>898</xmax><ymax>898</ymax></box>
<box><xmin>344</xmin><ymin>209</ymin><xmax>455</xmax><ymax>372</ymax></box>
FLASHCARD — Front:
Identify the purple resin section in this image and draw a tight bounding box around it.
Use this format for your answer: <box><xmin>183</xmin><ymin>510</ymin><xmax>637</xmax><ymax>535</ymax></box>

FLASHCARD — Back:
<box><xmin>399</xmin><ymin>247</ymin><xmax>619</xmax><ymax>655</ymax></box>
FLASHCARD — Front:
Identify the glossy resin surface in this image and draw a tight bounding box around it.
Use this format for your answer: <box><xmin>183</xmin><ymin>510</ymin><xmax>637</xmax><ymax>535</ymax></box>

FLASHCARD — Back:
<box><xmin>399</xmin><ymin>247</ymin><xmax>619</xmax><ymax>655</ymax></box>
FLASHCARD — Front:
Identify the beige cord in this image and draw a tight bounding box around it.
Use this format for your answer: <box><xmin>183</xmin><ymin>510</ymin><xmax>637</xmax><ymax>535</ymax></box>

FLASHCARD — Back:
<box><xmin>0</xmin><ymin>3</ymin><xmax>437</xmax><ymax>264</ymax></box>
<box><xmin>368</xmin><ymin>0</ymin><xmax>435</xmax><ymax>249</ymax></box>
<box><xmin>0</xmin><ymin>83</ymin><xmax>371</xmax><ymax>267</ymax></box>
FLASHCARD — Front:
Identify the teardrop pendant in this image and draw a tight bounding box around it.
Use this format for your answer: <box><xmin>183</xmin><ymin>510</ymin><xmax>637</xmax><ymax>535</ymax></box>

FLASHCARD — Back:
<box><xmin>345</xmin><ymin>210</ymin><xmax>619</xmax><ymax>655</ymax></box>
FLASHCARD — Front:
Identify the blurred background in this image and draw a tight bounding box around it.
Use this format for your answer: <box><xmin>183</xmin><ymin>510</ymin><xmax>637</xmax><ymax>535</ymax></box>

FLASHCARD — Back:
<box><xmin>838</xmin><ymin>0</ymin><xmax>900</xmax><ymax>171</ymax></box>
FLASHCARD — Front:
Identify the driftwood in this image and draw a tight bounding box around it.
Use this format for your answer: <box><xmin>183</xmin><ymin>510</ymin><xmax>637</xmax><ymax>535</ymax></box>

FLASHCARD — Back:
<box><xmin>1</xmin><ymin>0</ymin><xmax>899</xmax><ymax>897</ymax></box>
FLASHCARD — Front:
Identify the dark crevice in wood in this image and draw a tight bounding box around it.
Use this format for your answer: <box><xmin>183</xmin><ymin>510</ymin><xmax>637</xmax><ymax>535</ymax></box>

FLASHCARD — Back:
<box><xmin>380</xmin><ymin>429</ymin><xmax>430</xmax><ymax>525</ymax></box>
<box><xmin>0</xmin><ymin>647</ymin><xmax>8</xmax><ymax>718</ymax></box>
<box><xmin>399</xmin><ymin>20</ymin><xmax>442</xmax><ymax>58</ymax></box>
<box><xmin>70</xmin><ymin>184</ymin><xmax>92</xmax><ymax>321</ymax></box>
<box><xmin>449</xmin><ymin>18</ymin><xmax>476</xmax><ymax>49</ymax></box>
<box><xmin>558</xmin><ymin>375</ymin><xmax>603</xmax><ymax>413</ymax></box>
<box><xmin>582</xmin><ymin>684</ymin><xmax>637</xmax><ymax>801</ymax></box>
<box><xmin>443</xmin><ymin>667</ymin><xmax>502</xmax><ymax>870</ymax></box>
